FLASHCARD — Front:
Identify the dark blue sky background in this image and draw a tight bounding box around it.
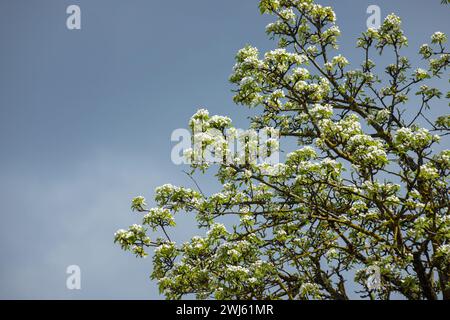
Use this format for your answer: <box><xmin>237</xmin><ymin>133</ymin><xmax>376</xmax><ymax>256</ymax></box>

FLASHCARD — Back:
<box><xmin>0</xmin><ymin>0</ymin><xmax>448</xmax><ymax>299</ymax></box>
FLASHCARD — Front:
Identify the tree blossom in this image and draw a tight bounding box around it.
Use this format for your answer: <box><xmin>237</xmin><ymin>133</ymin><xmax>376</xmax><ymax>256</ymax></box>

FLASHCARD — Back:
<box><xmin>115</xmin><ymin>0</ymin><xmax>449</xmax><ymax>300</ymax></box>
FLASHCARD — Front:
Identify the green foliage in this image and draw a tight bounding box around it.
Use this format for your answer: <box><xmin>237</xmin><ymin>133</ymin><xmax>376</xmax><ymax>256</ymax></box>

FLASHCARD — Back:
<box><xmin>115</xmin><ymin>0</ymin><xmax>449</xmax><ymax>300</ymax></box>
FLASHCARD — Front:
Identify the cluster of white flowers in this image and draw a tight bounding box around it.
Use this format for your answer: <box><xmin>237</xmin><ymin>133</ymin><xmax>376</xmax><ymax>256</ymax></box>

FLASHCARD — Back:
<box><xmin>236</xmin><ymin>46</ymin><xmax>261</xmax><ymax>68</ymax></box>
<box><xmin>154</xmin><ymin>184</ymin><xmax>202</xmax><ymax>211</ymax></box>
<box><xmin>358</xmin><ymin>26</ymin><xmax>380</xmax><ymax>46</ymax></box>
<box><xmin>186</xmin><ymin>110</ymin><xmax>282</xmax><ymax>167</ymax></box>
<box><xmin>384</xmin><ymin>14</ymin><xmax>402</xmax><ymax>29</ymax></box>
<box><xmin>155</xmin><ymin>184</ymin><xmax>177</xmax><ymax>196</ymax></box>
<box><xmin>143</xmin><ymin>207</ymin><xmax>175</xmax><ymax>230</ymax></box>
<box><xmin>129</xmin><ymin>224</ymin><xmax>145</xmax><ymax>234</ymax></box>
<box><xmin>227</xmin><ymin>249</ymin><xmax>241</xmax><ymax>259</ymax></box>
<box><xmin>310</xmin><ymin>4</ymin><xmax>336</xmax><ymax>22</ymax></box>
<box><xmin>414</xmin><ymin>68</ymin><xmax>429</xmax><ymax>80</ymax></box>
<box><xmin>264</xmin><ymin>48</ymin><xmax>307</xmax><ymax>68</ymax></box>
<box><xmin>182</xmin><ymin>236</ymin><xmax>209</xmax><ymax>255</ymax></box>
<box><xmin>319</xmin><ymin>114</ymin><xmax>362</xmax><ymax>143</ymax></box>
<box><xmin>349</xmin><ymin>200</ymin><xmax>368</xmax><ymax>215</ymax></box>
<box><xmin>299</xmin><ymin>282</ymin><xmax>321</xmax><ymax>298</ymax></box>
<box><xmin>309</xmin><ymin>104</ymin><xmax>333</xmax><ymax>120</ymax></box>
<box><xmin>131</xmin><ymin>196</ymin><xmax>147</xmax><ymax>212</ymax></box>
<box><xmin>385</xmin><ymin>195</ymin><xmax>400</xmax><ymax>205</ymax></box>
<box><xmin>114</xmin><ymin>224</ymin><xmax>150</xmax><ymax>257</ymax></box>
<box><xmin>226</xmin><ymin>265</ymin><xmax>250</xmax><ymax>274</ymax></box>
<box><xmin>377</xmin><ymin>14</ymin><xmax>408</xmax><ymax>48</ymax></box>
<box><xmin>395</xmin><ymin>127</ymin><xmax>439</xmax><ymax>152</ymax></box>
<box><xmin>436</xmin><ymin>244</ymin><xmax>450</xmax><ymax>262</ymax></box>
<box><xmin>320</xmin><ymin>158</ymin><xmax>340</xmax><ymax>171</ymax></box>
<box><xmin>274</xmin><ymin>229</ymin><xmax>288</xmax><ymax>242</ymax></box>
<box><xmin>347</xmin><ymin>134</ymin><xmax>388</xmax><ymax>168</ymax></box>
<box><xmin>264</xmin><ymin>89</ymin><xmax>286</xmax><ymax>109</ymax></box>
<box><xmin>292</xmin><ymin>67</ymin><xmax>310</xmax><ymax>80</ymax></box>
<box><xmin>248</xmin><ymin>277</ymin><xmax>258</xmax><ymax>284</ymax></box>
<box><xmin>114</xmin><ymin>228</ymin><xmax>127</xmax><ymax>238</ymax></box>
<box><xmin>322</xmin><ymin>25</ymin><xmax>341</xmax><ymax>40</ymax></box>
<box><xmin>431</xmin><ymin>31</ymin><xmax>447</xmax><ymax>44</ymax></box>
<box><xmin>360</xmin><ymin>208</ymin><xmax>380</xmax><ymax>220</ymax></box>
<box><xmin>418</xmin><ymin>162</ymin><xmax>439</xmax><ymax>180</ymax></box>
<box><xmin>240</xmin><ymin>214</ymin><xmax>254</xmax><ymax>227</ymax></box>
<box><xmin>278</xmin><ymin>8</ymin><xmax>296</xmax><ymax>21</ymax></box>
<box><xmin>331</xmin><ymin>54</ymin><xmax>349</xmax><ymax>68</ymax></box>
<box><xmin>374</xmin><ymin>108</ymin><xmax>391</xmax><ymax>123</ymax></box>
<box><xmin>154</xmin><ymin>242</ymin><xmax>176</xmax><ymax>256</ymax></box>
<box><xmin>114</xmin><ymin>224</ymin><xmax>146</xmax><ymax>243</ymax></box>
<box><xmin>325</xmin><ymin>248</ymin><xmax>339</xmax><ymax>261</ymax></box>
<box><xmin>209</xmin><ymin>115</ymin><xmax>232</xmax><ymax>129</ymax></box>
<box><xmin>189</xmin><ymin>108</ymin><xmax>209</xmax><ymax>127</ymax></box>
<box><xmin>434</xmin><ymin>150</ymin><xmax>450</xmax><ymax>170</ymax></box>
<box><xmin>259</xmin><ymin>162</ymin><xmax>287</xmax><ymax>176</ymax></box>
<box><xmin>293</xmin><ymin>78</ymin><xmax>330</xmax><ymax>101</ymax></box>
<box><xmin>287</xmin><ymin>146</ymin><xmax>317</xmax><ymax>162</ymax></box>
<box><xmin>409</xmin><ymin>216</ymin><xmax>431</xmax><ymax>240</ymax></box>
<box><xmin>206</xmin><ymin>223</ymin><xmax>228</xmax><ymax>238</ymax></box>
<box><xmin>429</xmin><ymin>53</ymin><xmax>449</xmax><ymax>75</ymax></box>
<box><xmin>258</xmin><ymin>0</ymin><xmax>280</xmax><ymax>13</ymax></box>
<box><xmin>265</xmin><ymin>20</ymin><xmax>289</xmax><ymax>36</ymax></box>
<box><xmin>419</xmin><ymin>44</ymin><xmax>433</xmax><ymax>59</ymax></box>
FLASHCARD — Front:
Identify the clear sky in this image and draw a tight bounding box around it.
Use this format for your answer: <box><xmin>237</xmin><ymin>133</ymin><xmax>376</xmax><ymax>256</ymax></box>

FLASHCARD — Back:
<box><xmin>0</xmin><ymin>0</ymin><xmax>448</xmax><ymax>299</ymax></box>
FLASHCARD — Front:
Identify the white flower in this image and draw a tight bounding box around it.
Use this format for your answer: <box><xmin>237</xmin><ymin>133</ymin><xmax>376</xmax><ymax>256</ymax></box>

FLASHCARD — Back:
<box><xmin>332</xmin><ymin>54</ymin><xmax>349</xmax><ymax>68</ymax></box>
<box><xmin>227</xmin><ymin>265</ymin><xmax>250</xmax><ymax>274</ymax></box>
<box><xmin>414</xmin><ymin>68</ymin><xmax>428</xmax><ymax>80</ymax></box>
<box><xmin>419</xmin><ymin>163</ymin><xmax>439</xmax><ymax>180</ymax></box>
<box><xmin>248</xmin><ymin>277</ymin><xmax>258</xmax><ymax>284</ymax></box>
<box><xmin>292</xmin><ymin>67</ymin><xmax>310</xmax><ymax>80</ymax></box>
<box><xmin>325</xmin><ymin>248</ymin><xmax>338</xmax><ymax>260</ymax></box>
<box><xmin>278</xmin><ymin>8</ymin><xmax>295</xmax><ymax>21</ymax></box>
<box><xmin>243</xmin><ymin>169</ymin><xmax>252</xmax><ymax>179</ymax></box>
<box><xmin>299</xmin><ymin>283</ymin><xmax>320</xmax><ymax>296</ymax></box>
<box><xmin>431</xmin><ymin>31</ymin><xmax>447</xmax><ymax>44</ymax></box>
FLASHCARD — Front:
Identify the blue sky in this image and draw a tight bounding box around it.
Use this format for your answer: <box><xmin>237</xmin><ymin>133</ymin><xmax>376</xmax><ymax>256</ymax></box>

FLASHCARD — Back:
<box><xmin>0</xmin><ymin>0</ymin><xmax>448</xmax><ymax>299</ymax></box>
